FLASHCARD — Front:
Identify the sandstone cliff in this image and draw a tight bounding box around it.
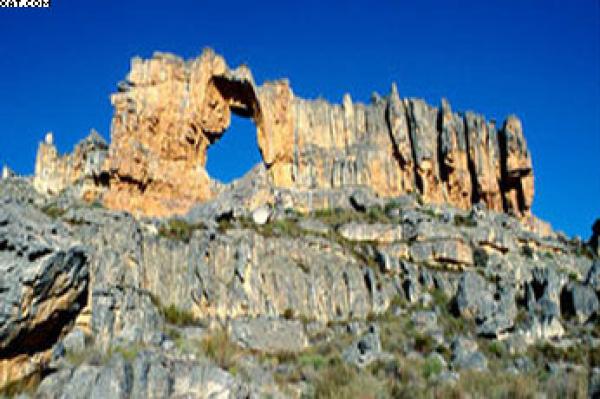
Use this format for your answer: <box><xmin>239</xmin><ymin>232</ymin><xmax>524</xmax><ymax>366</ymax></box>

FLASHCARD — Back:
<box><xmin>101</xmin><ymin>48</ymin><xmax>535</xmax><ymax>219</ymax></box>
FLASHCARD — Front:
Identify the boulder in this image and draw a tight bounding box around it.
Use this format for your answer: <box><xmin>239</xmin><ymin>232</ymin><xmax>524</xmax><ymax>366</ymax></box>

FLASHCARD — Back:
<box><xmin>349</xmin><ymin>188</ymin><xmax>382</xmax><ymax>212</ymax></box>
<box><xmin>411</xmin><ymin>311</ymin><xmax>438</xmax><ymax>332</ymax></box>
<box><xmin>37</xmin><ymin>350</ymin><xmax>251</xmax><ymax>399</ymax></box>
<box><xmin>252</xmin><ymin>205</ymin><xmax>271</xmax><ymax>225</ymax></box>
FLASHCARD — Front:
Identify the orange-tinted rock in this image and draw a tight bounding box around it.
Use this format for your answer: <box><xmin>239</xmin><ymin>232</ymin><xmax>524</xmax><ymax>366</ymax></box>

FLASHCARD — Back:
<box><xmin>255</xmin><ymin>80</ymin><xmax>295</xmax><ymax>187</ymax></box>
<box><xmin>104</xmin><ymin>50</ymin><xmax>247</xmax><ymax>217</ymax></box>
<box><xmin>499</xmin><ymin>115</ymin><xmax>534</xmax><ymax>216</ymax></box>
<box><xmin>406</xmin><ymin>99</ymin><xmax>444</xmax><ymax>204</ymax></box>
<box><xmin>387</xmin><ymin>84</ymin><xmax>415</xmax><ymax>194</ymax></box>
<box><xmin>439</xmin><ymin>98</ymin><xmax>471</xmax><ymax>209</ymax></box>
<box><xmin>465</xmin><ymin>112</ymin><xmax>504</xmax><ymax>212</ymax></box>
<box><xmin>101</xmin><ymin>48</ymin><xmax>536</xmax><ymax>220</ymax></box>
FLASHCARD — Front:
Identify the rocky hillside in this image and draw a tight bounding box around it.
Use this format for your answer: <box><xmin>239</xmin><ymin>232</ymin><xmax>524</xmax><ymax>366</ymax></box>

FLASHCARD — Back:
<box><xmin>0</xmin><ymin>48</ymin><xmax>598</xmax><ymax>398</ymax></box>
<box><xmin>0</xmin><ymin>170</ymin><xmax>598</xmax><ymax>398</ymax></box>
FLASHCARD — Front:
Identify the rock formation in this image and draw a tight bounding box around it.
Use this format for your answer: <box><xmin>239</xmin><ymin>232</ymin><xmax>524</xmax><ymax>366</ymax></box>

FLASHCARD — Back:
<box><xmin>102</xmin><ymin>48</ymin><xmax>535</xmax><ymax>219</ymax></box>
<box><xmin>1</xmin><ymin>150</ymin><xmax>598</xmax><ymax>396</ymax></box>
<box><xmin>5</xmin><ymin>46</ymin><xmax>600</xmax><ymax>399</ymax></box>
<box><xmin>33</xmin><ymin>130</ymin><xmax>108</xmax><ymax>201</ymax></box>
<box><xmin>0</xmin><ymin>199</ymin><xmax>89</xmax><ymax>388</ymax></box>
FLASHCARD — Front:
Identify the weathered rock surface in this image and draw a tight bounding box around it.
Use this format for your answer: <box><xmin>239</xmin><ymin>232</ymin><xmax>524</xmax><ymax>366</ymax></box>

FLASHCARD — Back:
<box><xmin>36</xmin><ymin>351</ymin><xmax>251</xmax><ymax>399</ymax></box>
<box><xmin>230</xmin><ymin>318</ymin><xmax>307</xmax><ymax>353</ymax></box>
<box><xmin>33</xmin><ymin>130</ymin><xmax>108</xmax><ymax>201</ymax></box>
<box><xmin>342</xmin><ymin>324</ymin><xmax>384</xmax><ymax>367</ymax></box>
<box><xmin>101</xmin><ymin>48</ymin><xmax>537</xmax><ymax>220</ymax></box>
<box><xmin>5</xmin><ymin>47</ymin><xmax>599</xmax><ymax>398</ymax></box>
<box><xmin>0</xmin><ymin>199</ymin><xmax>89</xmax><ymax>388</ymax></box>
<box><xmin>451</xmin><ymin>337</ymin><xmax>488</xmax><ymax>371</ymax></box>
<box><xmin>0</xmin><ymin>172</ymin><xmax>597</xmax><ymax>397</ymax></box>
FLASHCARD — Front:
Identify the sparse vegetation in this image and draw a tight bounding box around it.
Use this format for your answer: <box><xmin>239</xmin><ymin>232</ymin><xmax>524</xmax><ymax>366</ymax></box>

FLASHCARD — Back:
<box><xmin>160</xmin><ymin>304</ymin><xmax>196</xmax><ymax>326</ymax></box>
<box><xmin>158</xmin><ymin>218</ymin><xmax>205</xmax><ymax>242</ymax></box>
<box><xmin>421</xmin><ymin>355</ymin><xmax>444</xmax><ymax>379</ymax></box>
<box><xmin>312</xmin><ymin>208</ymin><xmax>358</xmax><ymax>227</ymax></box>
<box><xmin>454</xmin><ymin>213</ymin><xmax>477</xmax><ymax>228</ymax></box>
<box><xmin>311</xmin><ymin>356</ymin><xmax>385</xmax><ymax>399</ymax></box>
<box><xmin>200</xmin><ymin>328</ymin><xmax>240</xmax><ymax>370</ymax></box>
<box><xmin>365</xmin><ymin>206</ymin><xmax>388</xmax><ymax>223</ymax></box>
<box><xmin>149</xmin><ymin>292</ymin><xmax>197</xmax><ymax>326</ymax></box>
<box><xmin>40</xmin><ymin>203</ymin><xmax>66</xmax><ymax>218</ymax></box>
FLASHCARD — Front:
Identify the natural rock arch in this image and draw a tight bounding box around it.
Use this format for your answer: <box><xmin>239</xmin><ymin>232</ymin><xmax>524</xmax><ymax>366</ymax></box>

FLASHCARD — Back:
<box><xmin>101</xmin><ymin>48</ymin><xmax>535</xmax><ymax>220</ymax></box>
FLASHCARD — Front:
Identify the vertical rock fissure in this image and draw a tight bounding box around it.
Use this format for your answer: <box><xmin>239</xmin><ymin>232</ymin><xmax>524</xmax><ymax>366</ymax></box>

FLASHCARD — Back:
<box><xmin>463</xmin><ymin>114</ymin><xmax>480</xmax><ymax>205</ymax></box>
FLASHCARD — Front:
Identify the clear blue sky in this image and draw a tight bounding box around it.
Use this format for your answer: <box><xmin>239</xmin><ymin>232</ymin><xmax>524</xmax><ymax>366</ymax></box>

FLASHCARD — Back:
<box><xmin>0</xmin><ymin>0</ymin><xmax>598</xmax><ymax>238</ymax></box>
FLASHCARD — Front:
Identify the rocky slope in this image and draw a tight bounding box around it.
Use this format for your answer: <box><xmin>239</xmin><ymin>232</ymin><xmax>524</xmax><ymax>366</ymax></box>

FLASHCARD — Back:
<box><xmin>1</xmin><ymin>47</ymin><xmax>598</xmax><ymax>398</ymax></box>
<box><xmin>0</xmin><ymin>170</ymin><xmax>598</xmax><ymax>398</ymax></box>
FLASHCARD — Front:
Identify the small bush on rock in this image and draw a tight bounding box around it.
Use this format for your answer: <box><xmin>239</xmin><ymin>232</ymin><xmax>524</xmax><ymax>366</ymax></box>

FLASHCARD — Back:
<box><xmin>158</xmin><ymin>218</ymin><xmax>204</xmax><ymax>242</ymax></box>
<box><xmin>200</xmin><ymin>328</ymin><xmax>239</xmax><ymax>371</ymax></box>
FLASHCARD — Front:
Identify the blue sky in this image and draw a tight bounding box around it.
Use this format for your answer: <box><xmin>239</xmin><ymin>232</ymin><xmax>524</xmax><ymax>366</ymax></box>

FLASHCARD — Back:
<box><xmin>0</xmin><ymin>0</ymin><xmax>598</xmax><ymax>238</ymax></box>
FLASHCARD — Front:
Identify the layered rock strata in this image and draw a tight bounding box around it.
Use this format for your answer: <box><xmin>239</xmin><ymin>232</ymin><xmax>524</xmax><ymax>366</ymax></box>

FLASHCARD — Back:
<box><xmin>102</xmin><ymin>48</ymin><xmax>535</xmax><ymax>218</ymax></box>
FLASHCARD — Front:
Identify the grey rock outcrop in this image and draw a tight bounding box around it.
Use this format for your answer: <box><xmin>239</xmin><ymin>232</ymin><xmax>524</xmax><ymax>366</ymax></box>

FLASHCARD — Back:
<box><xmin>230</xmin><ymin>318</ymin><xmax>307</xmax><ymax>353</ymax></box>
<box><xmin>343</xmin><ymin>324</ymin><xmax>383</xmax><ymax>367</ymax></box>
<box><xmin>0</xmin><ymin>199</ymin><xmax>89</xmax><ymax>387</ymax></box>
<box><xmin>450</xmin><ymin>337</ymin><xmax>488</xmax><ymax>371</ymax></box>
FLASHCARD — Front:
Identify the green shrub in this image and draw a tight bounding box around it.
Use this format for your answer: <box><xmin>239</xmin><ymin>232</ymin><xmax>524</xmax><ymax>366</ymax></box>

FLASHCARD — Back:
<box><xmin>454</xmin><ymin>214</ymin><xmax>477</xmax><ymax>227</ymax></box>
<box><xmin>158</xmin><ymin>218</ymin><xmax>204</xmax><ymax>242</ymax></box>
<box><xmin>486</xmin><ymin>341</ymin><xmax>506</xmax><ymax>358</ymax></box>
<box><xmin>298</xmin><ymin>353</ymin><xmax>327</xmax><ymax>370</ymax></box>
<box><xmin>41</xmin><ymin>203</ymin><xmax>66</xmax><ymax>218</ymax></box>
<box><xmin>366</xmin><ymin>206</ymin><xmax>388</xmax><ymax>223</ymax></box>
<box><xmin>414</xmin><ymin>333</ymin><xmax>435</xmax><ymax>354</ymax></box>
<box><xmin>149</xmin><ymin>292</ymin><xmax>197</xmax><ymax>326</ymax></box>
<box><xmin>421</xmin><ymin>356</ymin><xmax>443</xmax><ymax>379</ymax></box>
<box><xmin>161</xmin><ymin>304</ymin><xmax>196</xmax><ymax>326</ymax></box>
<box><xmin>282</xmin><ymin>308</ymin><xmax>295</xmax><ymax>320</ymax></box>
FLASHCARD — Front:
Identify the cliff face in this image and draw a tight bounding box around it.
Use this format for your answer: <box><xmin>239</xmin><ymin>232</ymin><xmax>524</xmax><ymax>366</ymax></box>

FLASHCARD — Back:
<box><xmin>102</xmin><ymin>48</ymin><xmax>535</xmax><ymax>218</ymax></box>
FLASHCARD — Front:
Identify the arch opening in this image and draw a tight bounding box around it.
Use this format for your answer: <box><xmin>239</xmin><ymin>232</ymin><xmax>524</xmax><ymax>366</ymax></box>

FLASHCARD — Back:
<box><xmin>205</xmin><ymin>112</ymin><xmax>262</xmax><ymax>183</ymax></box>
